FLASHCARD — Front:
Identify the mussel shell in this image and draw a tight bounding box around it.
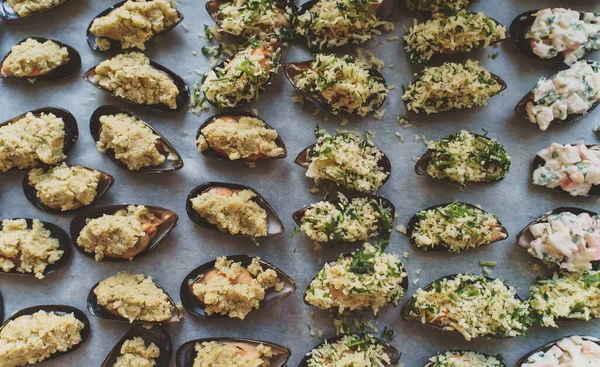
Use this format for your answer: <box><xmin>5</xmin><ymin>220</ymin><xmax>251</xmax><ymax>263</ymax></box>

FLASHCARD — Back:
<box><xmin>101</xmin><ymin>325</ymin><xmax>172</xmax><ymax>367</ymax></box>
<box><xmin>196</xmin><ymin>111</ymin><xmax>287</xmax><ymax>161</ymax></box>
<box><xmin>284</xmin><ymin>60</ymin><xmax>387</xmax><ymax>115</ymax></box>
<box><xmin>422</xmin><ymin>351</ymin><xmax>506</xmax><ymax>367</ymax></box>
<box><xmin>531</xmin><ymin>144</ymin><xmax>600</xmax><ymax>196</ymax></box>
<box><xmin>87</xmin><ymin>276</ymin><xmax>181</xmax><ymax>324</ymax></box>
<box><xmin>177</xmin><ymin>337</ymin><xmax>291</xmax><ymax>367</ymax></box>
<box><xmin>297</xmin><ymin>334</ymin><xmax>399</xmax><ymax>367</ymax></box>
<box><xmin>0</xmin><ymin>37</ymin><xmax>81</xmax><ymax>81</ymax></box>
<box><xmin>401</xmin><ymin>274</ymin><xmax>523</xmax><ymax>339</ymax></box>
<box><xmin>90</xmin><ymin>105</ymin><xmax>184</xmax><ymax>173</ymax></box>
<box><xmin>0</xmin><ymin>107</ymin><xmax>78</xmax><ymax>172</ymax></box>
<box><xmin>0</xmin><ymin>218</ymin><xmax>71</xmax><ymax>277</ymax></box>
<box><xmin>515</xmin><ymin>336</ymin><xmax>600</xmax><ymax>366</ymax></box>
<box><xmin>509</xmin><ymin>10</ymin><xmax>598</xmax><ymax>64</ymax></box>
<box><xmin>406</xmin><ymin>202</ymin><xmax>508</xmax><ymax>252</ymax></box>
<box><xmin>295</xmin><ymin>143</ymin><xmax>391</xmax><ymax>191</ymax></box>
<box><xmin>292</xmin><ymin>194</ymin><xmax>395</xmax><ymax>243</ymax></box>
<box><xmin>515</xmin><ymin>61</ymin><xmax>600</xmax><ymax>125</ymax></box>
<box><xmin>186</xmin><ymin>182</ymin><xmax>285</xmax><ymax>237</ymax></box>
<box><xmin>23</xmin><ymin>164</ymin><xmax>114</xmax><ymax>214</ymax></box>
<box><xmin>86</xmin><ymin>0</ymin><xmax>184</xmax><ymax>52</ymax></box>
<box><xmin>0</xmin><ymin>291</ymin><xmax>3</xmax><ymax>322</ymax></box>
<box><xmin>180</xmin><ymin>254</ymin><xmax>296</xmax><ymax>318</ymax></box>
<box><xmin>70</xmin><ymin>204</ymin><xmax>178</xmax><ymax>262</ymax></box>
<box><xmin>83</xmin><ymin>59</ymin><xmax>190</xmax><ymax>112</ymax></box>
<box><xmin>0</xmin><ymin>305</ymin><xmax>90</xmax><ymax>363</ymax></box>
<box><xmin>0</xmin><ymin>0</ymin><xmax>71</xmax><ymax>19</ymax></box>
<box><xmin>403</xmin><ymin>0</ymin><xmax>474</xmax><ymax>15</ymax></box>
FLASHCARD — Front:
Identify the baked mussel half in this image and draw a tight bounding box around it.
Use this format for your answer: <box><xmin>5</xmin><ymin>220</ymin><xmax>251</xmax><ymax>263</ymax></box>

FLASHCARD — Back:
<box><xmin>86</xmin><ymin>0</ymin><xmax>184</xmax><ymax>52</ymax></box>
<box><xmin>292</xmin><ymin>192</ymin><xmax>395</xmax><ymax>244</ymax></box>
<box><xmin>186</xmin><ymin>182</ymin><xmax>284</xmax><ymax>238</ymax></box>
<box><xmin>196</xmin><ymin>111</ymin><xmax>287</xmax><ymax>162</ymax></box>
<box><xmin>414</xmin><ymin>130</ymin><xmax>510</xmax><ymax>186</ymax></box>
<box><xmin>90</xmin><ymin>105</ymin><xmax>184</xmax><ymax>173</ymax></box>
<box><xmin>423</xmin><ymin>350</ymin><xmax>506</xmax><ymax>367</ymax></box>
<box><xmin>0</xmin><ymin>37</ymin><xmax>81</xmax><ymax>81</ymax></box>
<box><xmin>0</xmin><ymin>0</ymin><xmax>72</xmax><ymax>19</ymax></box>
<box><xmin>515</xmin><ymin>336</ymin><xmax>600</xmax><ymax>366</ymax></box>
<box><xmin>23</xmin><ymin>164</ymin><xmax>114</xmax><ymax>214</ymax></box>
<box><xmin>202</xmin><ymin>37</ymin><xmax>282</xmax><ymax>108</ymax></box>
<box><xmin>0</xmin><ymin>305</ymin><xmax>90</xmax><ymax>365</ymax></box>
<box><xmin>177</xmin><ymin>337</ymin><xmax>291</xmax><ymax>367</ymax></box>
<box><xmin>298</xmin><ymin>334</ymin><xmax>399</xmax><ymax>367</ymax></box>
<box><xmin>0</xmin><ymin>218</ymin><xmax>72</xmax><ymax>278</ymax></box>
<box><xmin>401</xmin><ymin>273</ymin><xmax>529</xmax><ymax>341</ymax></box>
<box><xmin>0</xmin><ymin>107</ymin><xmax>78</xmax><ymax>172</ymax></box>
<box><xmin>101</xmin><ymin>325</ymin><xmax>172</xmax><ymax>367</ymax></box>
<box><xmin>180</xmin><ymin>254</ymin><xmax>296</xmax><ymax>318</ymax></box>
<box><xmin>70</xmin><ymin>204</ymin><xmax>178</xmax><ymax>262</ymax></box>
<box><xmin>406</xmin><ymin>201</ymin><xmax>507</xmax><ymax>253</ymax></box>
<box><xmin>403</xmin><ymin>0</ymin><xmax>474</xmax><ymax>14</ymax></box>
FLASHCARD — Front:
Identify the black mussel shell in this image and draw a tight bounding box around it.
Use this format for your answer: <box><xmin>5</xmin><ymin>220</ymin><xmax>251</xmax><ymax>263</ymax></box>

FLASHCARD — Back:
<box><xmin>0</xmin><ymin>0</ymin><xmax>71</xmax><ymax>19</ymax></box>
<box><xmin>0</xmin><ymin>305</ymin><xmax>90</xmax><ymax>363</ymax></box>
<box><xmin>70</xmin><ymin>204</ymin><xmax>178</xmax><ymax>262</ymax></box>
<box><xmin>83</xmin><ymin>59</ymin><xmax>190</xmax><ymax>112</ymax></box>
<box><xmin>297</xmin><ymin>334</ymin><xmax>399</xmax><ymax>367</ymax></box>
<box><xmin>423</xmin><ymin>351</ymin><xmax>506</xmax><ymax>367</ymax></box>
<box><xmin>0</xmin><ymin>218</ymin><xmax>71</xmax><ymax>277</ymax></box>
<box><xmin>406</xmin><ymin>202</ymin><xmax>508</xmax><ymax>252</ymax></box>
<box><xmin>177</xmin><ymin>337</ymin><xmax>291</xmax><ymax>367</ymax></box>
<box><xmin>90</xmin><ymin>105</ymin><xmax>184</xmax><ymax>173</ymax></box>
<box><xmin>180</xmin><ymin>254</ymin><xmax>296</xmax><ymax>318</ymax></box>
<box><xmin>284</xmin><ymin>60</ymin><xmax>387</xmax><ymax>115</ymax></box>
<box><xmin>196</xmin><ymin>111</ymin><xmax>287</xmax><ymax>161</ymax></box>
<box><xmin>509</xmin><ymin>10</ymin><xmax>598</xmax><ymax>64</ymax></box>
<box><xmin>186</xmin><ymin>182</ymin><xmax>285</xmax><ymax>237</ymax></box>
<box><xmin>87</xmin><ymin>276</ymin><xmax>181</xmax><ymax>324</ymax></box>
<box><xmin>102</xmin><ymin>325</ymin><xmax>172</xmax><ymax>367</ymax></box>
<box><xmin>516</xmin><ymin>336</ymin><xmax>600</xmax><ymax>366</ymax></box>
<box><xmin>23</xmin><ymin>164</ymin><xmax>114</xmax><ymax>214</ymax></box>
<box><xmin>531</xmin><ymin>144</ymin><xmax>600</xmax><ymax>196</ymax></box>
<box><xmin>0</xmin><ymin>37</ymin><xmax>81</xmax><ymax>81</ymax></box>
<box><xmin>0</xmin><ymin>107</ymin><xmax>78</xmax><ymax>172</ymax></box>
<box><xmin>292</xmin><ymin>194</ymin><xmax>395</xmax><ymax>243</ymax></box>
<box><xmin>87</xmin><ymin>0</ymin><xmax>184</xmax><ymax>52</ymax></box>
<box><xmin>515</xmin><ymin>61</ymin><xmax>600</xmax><ymax>126</ymax></box>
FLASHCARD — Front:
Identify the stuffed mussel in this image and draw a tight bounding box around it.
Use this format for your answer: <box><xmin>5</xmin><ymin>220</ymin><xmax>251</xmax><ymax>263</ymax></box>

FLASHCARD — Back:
<box><xmin>0</xmin><ymin>305</ymin><xmax>90</xmax><ymax>366</ymax></box>
<box><xmin>305</xmin><ymin>243</ymin><xmax>407</xmax><ymax>314</ymax></box>
<box><xmin>186</xmin><ymin>182</ymin><xmax>284</xmax><ymax>238</ymax></box>
<box><xmin>284</xmin><ymin>54</ymin><xmax>387</xmax><ymax>116</ymax></box>
<box><xmin>177</xmin><ymin>337</ymin><xmax>290</xmax><ymax>367</ymax></box>
<box><xmin>415</xmin><ymin>130</ymin><xmax>511</xmax><ymax>186</ymax></box>
<box><xmin>180</xmin><ymin>255</ymin><xmax>295</xmax><ymax>319</ymax></box>
<box><xmin>403</xmin><ymin>0</ymin><xmax>472</xmax><ymax>14</ymax></box>
<box><xmin>23</xmin><ymin>163</ymin><xmax>114</xmax><ymax>214</ymax></box>
<box><xmin>87</xmin><ymin>0</ymin><xmax>184</xmax><ymax>52</ymax></box>
<box><xmin>515</xmin><ymin>61</ymin><xmax>600</xmax><ymax>131</ymax></box>
<box><xmin>423</xmin><ymin>351</ymin><xmax>506</xmax><ymax>367</ymax></box>
<box><xmin>90</xmin><ymin>105</ymin><xmax>183</xmax><ymax>173</ymax></box>
<box><xmin>83</xmin><ymin>52</ymin><xmax>190</xmax><ymax>112</ymax></box>
<box><xmin>101</xmin><ymin>325</ymin><xmax>172</xmax><ymax>367</ymax></box>
<box><xmin>1</xmin><ymin>37</ymin><xmax>80</xmax><ymax>82</ymax></box>
<box><xmin>70</xmin><ymin>204</ymin><xmax>178</xmax><ymax>262</ymax></box>
<box><xmin>0</xmin><ymin>107</ymin><xmax>78</xmax><ymax>173</ymax></box>
<box><xmin>516</xmin><ymin>336</ymin><xmax>600</xmax><ymax>366</ymax></box>
<box><xmin>0</xmin><ymin>0</ymin><xmax>71</xmax><ymax>19</ymax></box>
<box><xmin>88</xmin><ymin>271</ymin><xmax>182</xmax><ymax>324</ymax></box>
<box><xmin>516</xmin><ymin>207</ymin><xmax>600</xmax><ymax>271</ymax></box>
<box><xmin>296</xmin><ymin>127</ymin><xmax>391</xmax><ymax>193</ymax></box>
<box><xmin>510</xmin><ymin>8</ymin><xmax>600</xmax><ymax>65</ymax></box>
<box><xmin>292</xmin><ymin>192</ymin><xmax>394</xmax><ymax>244</ymax></box>
<box><xmin>406</xmin><ymin>201</ymin><xmax>507</xmax><ymax>253</ymax></box>
<box><xmin>196</xmin><ymin>111</ymin><xmax>287</xmax><ymax>161</ymax></box>
<box><xmin>298</xmin><ymin>334</ymin><xmax>399</xmax><ymax>367</ymax></box>
<box><xmin>0</xmin><ymin>218</ymin><xmax>71</xmax><ymax>279</ymax></box>
<box><xmin>202</xmin><ymin>37</ymin><xmax>281</xmax><ymax>108</ymax></box>
<box><xmin>531</xmin><ymin>142</ymin><xmax>600</xmax><ymax>197</ymax></box>
<box><xmin>402</xmin><ymin>273</ymin><xmax>530</xmax><ymax>341</ymax></box>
